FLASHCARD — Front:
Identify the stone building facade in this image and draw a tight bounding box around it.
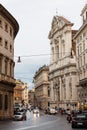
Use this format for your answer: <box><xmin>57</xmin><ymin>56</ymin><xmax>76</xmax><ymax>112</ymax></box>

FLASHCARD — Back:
<box><xmin>74</xmin><ymin>4</ymin><xmax>87</xmax><ymax>110</ymax></box>
<box><xmin>0</xmin><ymin>4</ymin><xmax>19</xmax><ymax>120</ymax></box>
<box><xmin>28</xmin><ymin>88</ymin><xmax>35</xmax><ymax>107</ymax></box>
<box><xmin>14</xmin><ymin>80</ymin><xmax>29</xmax><ymax>106</ymax></box>
<box><xmin>33</xmin><ymin>65</ymin><xmax>50</xmax><ymax>110</ymax></box>
<box><xmin>48</xmin><ymin>16</ymin><xmax>78</xmax><ymax>110</ymax></box>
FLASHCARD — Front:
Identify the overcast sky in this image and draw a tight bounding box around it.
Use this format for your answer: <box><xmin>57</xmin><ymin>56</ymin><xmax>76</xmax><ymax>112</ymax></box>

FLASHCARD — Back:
<box><xmin>0</xmin><ymin>0</ymin><xmax>86</xmax><ymax>89</ymax></box>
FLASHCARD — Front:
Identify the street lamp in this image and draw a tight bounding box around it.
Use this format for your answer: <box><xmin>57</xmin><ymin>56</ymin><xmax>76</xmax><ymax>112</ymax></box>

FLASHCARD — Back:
<box><xmin>17</xmin><ymin>56</ymin><xmax>21</xmax><ymax>63</ymax></box>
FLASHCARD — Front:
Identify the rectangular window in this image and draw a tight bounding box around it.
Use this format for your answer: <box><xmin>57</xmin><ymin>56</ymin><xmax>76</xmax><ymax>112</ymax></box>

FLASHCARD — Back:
<box><xmin>10</xmin><ymin>27</ymin><xmax>12</xmax><ymax>37</ymax></box>
<box><xmin>10</xmin><ymin>45</ymin><xmax>12</xmax><ymax>52</ymax></box>
<box><xmin>83</xmin><ymin>42</ymin><xmax>85</xmax><ymax>50</ymax></box>
<box><xmin>80</xmin><ymin>45</ymin><xmax>82</xmax><ymax>53</ymax></box>
<box><xmin>83</xmin><ymin>33</ymin><xmax>85</xmax><ymax>37</ymax></box>
<box><xmin>4</xmin><ymin>95</ymin><xmax>8</xmax><ymax>110</ymax></box>
<box><xmin>86</xmin><ymin>12</ymin><xmax>87</xmax><ymax>20</ymax></box>
<box><xmin>5</xmin><ymin>23</ymin><xmax>8</xmax><ymax>32</ymax></box>
<box><xmin>84</xmin><ymin>54</ymin><xmax>85</xmax><ymax>65</ymax></box>
<box><xmin>80</xmin><ymin>35</ymin><xmax>82</xmax><ymax>40</ymax></box>
<box><xmin>0</xmin><ymin>19</ymin><xmax>2</xmax><ymax>28</ymax></box>
<box><xmin>0</xmin><ymin>57</ymin><xmax>2</xmax><ymax>73</ymax></box>
<box><xmin>5</xmin><ymin>60</ymin><xmax>8</xmax><ymax>75</ymax></box>
<box><xmin>0</xmin><ymin>37</ymin><xmax>2</xmax><ymax>46</ymax></box>
<box><xmin>10</xmin><ymin>63</ymin><xmax>12</xmax><ymax>77</ymax></box>
<box><xmin>80</xmin><ymin>56</ymin><xmax>82</xmax><ymax>67</ymax></box>
<box><xmin>77</xmin><ymin>47</ymin><xmax>79</xmax><ymax>56</ymax></box>
<box><xmin>0</xmin><ymin>94</ymin><xmax>2</xmax><ymax>110</ymax></box>
<box><xmin>48</xmin><ymin>87</ymin><xmax>50</xmax><ymax>97</ymax></box>
<box><xmin>83</xmin><ymin>16</ymin><xmax>85</xmax><ymax>23</ymax></box>
<box><xmin>5</xmin><ymin>40</ymin><xmax>8</xmax><ymax>49</ymax></box>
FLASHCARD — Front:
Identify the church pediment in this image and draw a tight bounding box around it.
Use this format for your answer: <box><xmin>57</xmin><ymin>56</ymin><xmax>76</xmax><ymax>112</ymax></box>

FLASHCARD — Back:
<box><xmin>52</xmin><ymin>16</ymin><xmax>64</xmax><ymax>31</ymax></box>
<box><xmin>48</xmin><ymin>16</ymin><xmax>73</xmax><ymax>39</ymax></box>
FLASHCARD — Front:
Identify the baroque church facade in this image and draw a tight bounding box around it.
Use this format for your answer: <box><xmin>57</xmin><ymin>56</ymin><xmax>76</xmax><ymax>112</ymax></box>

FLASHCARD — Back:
<box><xmin>48</xmin><ymin>15</ymin><xmax>78</xmax><ymax>110</ymax></box>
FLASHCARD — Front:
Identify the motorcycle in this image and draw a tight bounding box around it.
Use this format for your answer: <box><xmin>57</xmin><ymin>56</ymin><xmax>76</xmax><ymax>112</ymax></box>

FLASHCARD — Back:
<box><xmin>67</xmin><ymin>114</ymin><xmax>72</xmax><ymax>123</ymax></box>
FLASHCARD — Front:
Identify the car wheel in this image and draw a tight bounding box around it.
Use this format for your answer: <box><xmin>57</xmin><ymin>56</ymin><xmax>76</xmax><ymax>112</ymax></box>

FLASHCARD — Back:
<box><xmin>72</xmin><ymin>124</ymin><xmax>75</xmax><ymax>128</ymax></box>
<box><xmin>25</xmin><ymin>117</ymin><xmax>26</xmax><ymax>120</ymax></box>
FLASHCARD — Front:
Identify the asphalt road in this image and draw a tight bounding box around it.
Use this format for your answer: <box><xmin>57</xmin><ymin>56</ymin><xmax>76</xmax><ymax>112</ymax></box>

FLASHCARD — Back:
<box><xmin>0</xmin><ymin>111</ymin><xmax>86</xmax><ymax>130</ymax></box>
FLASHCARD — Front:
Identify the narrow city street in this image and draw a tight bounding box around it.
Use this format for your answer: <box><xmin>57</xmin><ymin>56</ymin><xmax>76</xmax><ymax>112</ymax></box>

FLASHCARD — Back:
<box><xmin>0</xmin><ymin>111</ymin><xmax>86</xmax><ymax>130</ymax></box>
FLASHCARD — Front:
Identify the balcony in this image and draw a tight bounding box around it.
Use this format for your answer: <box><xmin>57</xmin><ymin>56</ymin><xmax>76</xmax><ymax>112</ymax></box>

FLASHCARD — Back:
<box><xmin>79</xmin><ymin>78</ymin><xmax>87</xmax><ymax>87</ymax></box>
<box><xmin>0</xmin><ymin>73</ymin><xmax>16</xmax><ymax>86</ymax></box>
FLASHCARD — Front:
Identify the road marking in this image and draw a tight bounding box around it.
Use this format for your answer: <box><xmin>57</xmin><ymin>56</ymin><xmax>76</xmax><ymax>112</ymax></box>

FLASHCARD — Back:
<box><xmin>15</xmin><ymin>117</ymin><xmax>60</xmax><ymax>130</ymax></box>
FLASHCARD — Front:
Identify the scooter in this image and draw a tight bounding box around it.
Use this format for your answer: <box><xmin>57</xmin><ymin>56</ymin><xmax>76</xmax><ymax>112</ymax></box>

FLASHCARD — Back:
<box><xmin>67</xmin><ymin>114</ymin><xmax>72</xmax><ymax>123</ymax></box>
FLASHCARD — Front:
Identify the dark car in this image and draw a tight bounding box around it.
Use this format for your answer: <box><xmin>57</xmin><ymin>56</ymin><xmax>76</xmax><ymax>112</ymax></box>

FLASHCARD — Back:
<box><xmin>82</xmin><ymin>110</ymin><xmax>87</xmax><ymax>116</ymax></box>
<box><xmin>13</xmin><ymin>112</ymin><xmax>26</xmax><ymax>121</ymax></box>
<box><xmin>71</xmin><ymin>114</ymin><xmax>87</xmax><ymax>128</ymax></box>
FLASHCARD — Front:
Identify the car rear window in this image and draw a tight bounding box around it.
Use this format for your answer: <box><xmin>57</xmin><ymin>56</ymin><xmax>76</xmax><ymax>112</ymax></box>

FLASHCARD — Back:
<box><xmin>76</xmin><ymin>115</ymin><xmax>86</xmax><ymax>118</ymax></box>
<box><xmin>15</xmin><ymin>113</ymin><xmax>22</xmax><ymax>115</ymax></box>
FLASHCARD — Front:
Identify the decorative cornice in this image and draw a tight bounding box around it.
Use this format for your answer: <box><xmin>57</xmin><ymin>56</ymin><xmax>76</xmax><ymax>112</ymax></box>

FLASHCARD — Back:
<box><xmin>48</xmin><ymin>15</ymin><xmax>73</xmax><ymax>39</ymax></box>
<box><xmin>81</xmin><ymin>4</ymin><xmax>87</xmax><ymax>16</ymax></box>
<box><xmin>0</xmin><ymin>4</ymin><xmax>19</xmax><ymax>38</ymax></box>
<box><xmin>73</xmin><ymin>20</ymin><xmax>87</xmax><ymax>39</ymax></box>
<box><xmin>34</xmin><ymin>65</ymin><xmax>49</xmax><ymax>78</ymax></box>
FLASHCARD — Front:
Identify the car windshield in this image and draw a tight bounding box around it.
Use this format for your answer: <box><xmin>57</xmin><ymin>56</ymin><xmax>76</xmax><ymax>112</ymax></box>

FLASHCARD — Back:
<box><xmin>15</xmin><ymin>113</ymin><xmax>22</xmax><ymax>115</ymax></box>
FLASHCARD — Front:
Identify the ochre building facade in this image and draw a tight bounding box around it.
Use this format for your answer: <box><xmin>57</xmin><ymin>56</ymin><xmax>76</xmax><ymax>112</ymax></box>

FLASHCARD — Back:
<box><xmin>33</xmin><ymin>65</ymin><xmax>50</xmax><ymax>110</ymax></box>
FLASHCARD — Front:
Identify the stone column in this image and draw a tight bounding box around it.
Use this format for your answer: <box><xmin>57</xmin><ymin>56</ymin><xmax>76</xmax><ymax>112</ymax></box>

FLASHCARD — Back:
<box><xmin>12</xmin><ymin>62</ymin><xmax>15</xmax><ymax>78</ymax></box>
<box><xmin>59</xmin><ymin>77</ymin><xmax>62</xmax><ymax>101</ymax></box>
<box><xmin>1</xmin><ymin>56</ymin><xmax>5</xmax><ymax>74</ymax></box>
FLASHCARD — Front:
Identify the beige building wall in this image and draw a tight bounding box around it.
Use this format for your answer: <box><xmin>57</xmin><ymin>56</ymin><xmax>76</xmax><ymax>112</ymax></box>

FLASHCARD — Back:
<box><xmin>74</xmin><ymin>4</ymin><xmax>87</xmax><ymax>110</ymax></box>
<box><xmin>0</xmin><ymin>4</ymin><xmax>19</xmax><ymax>120</ymax></box>
<box><xmin>33</xmin><ymin>65</ymin><xmax>50</xmax><ymax>110</ymax></box>
<box><xmin>48</xmin><ymin>16</ymin><xmax>77</xmax><ymax>110</ymax></box>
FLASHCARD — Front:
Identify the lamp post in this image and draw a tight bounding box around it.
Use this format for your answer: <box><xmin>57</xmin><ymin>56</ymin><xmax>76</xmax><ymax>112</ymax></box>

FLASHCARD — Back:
<box><xmin>17</xmin><ymin>56</ymin><xmax>21</xmax><ymax>63</ymax></box>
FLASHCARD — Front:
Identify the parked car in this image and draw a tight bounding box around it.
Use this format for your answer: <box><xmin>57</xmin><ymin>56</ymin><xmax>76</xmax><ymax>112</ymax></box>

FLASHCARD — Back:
<box><xmin>13</xmin><ymin>112</ymin><xmax>26</xmax><ymax>121</ymax></box>
<box><xmin>82</xmin><ymin>110</ymin><xmax>87</xmax><ymax>116</ymax></box>
<box><xmin>71</xmin><ymin>110</ymin><xmax>82</xmax><ymax>117</ymax></box>
<box><xmin>33</xmin><ymin>108</ymin><xmax>39</xmax><ymax>114</ymax></box>
<box><xmin>71</xmin><ymin>114</ymin><xmax>87</xmax><ymax>128</ymax></box>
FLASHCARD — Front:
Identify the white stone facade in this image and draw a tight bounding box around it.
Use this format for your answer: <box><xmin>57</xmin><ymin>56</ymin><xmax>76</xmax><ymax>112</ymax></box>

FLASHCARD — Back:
<box><xmin>48</xmin><ymin>16</ymin><xmax>77</xmax><ymax>110</ymax></box>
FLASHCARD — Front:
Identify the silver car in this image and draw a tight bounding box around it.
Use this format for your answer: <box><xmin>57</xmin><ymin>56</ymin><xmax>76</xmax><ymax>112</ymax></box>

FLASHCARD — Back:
<box><xmin>13</xmin><ymin>112</ymin><xmax>26</xmax><ymax>121</ymax></box>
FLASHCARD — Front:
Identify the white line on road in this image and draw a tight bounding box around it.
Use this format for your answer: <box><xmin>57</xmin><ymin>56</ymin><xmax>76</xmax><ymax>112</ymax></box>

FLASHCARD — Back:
<box><xmin>15</xmin><ymin>117</ymin><xmax>60</xmax><ymax>130</ymax></box>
